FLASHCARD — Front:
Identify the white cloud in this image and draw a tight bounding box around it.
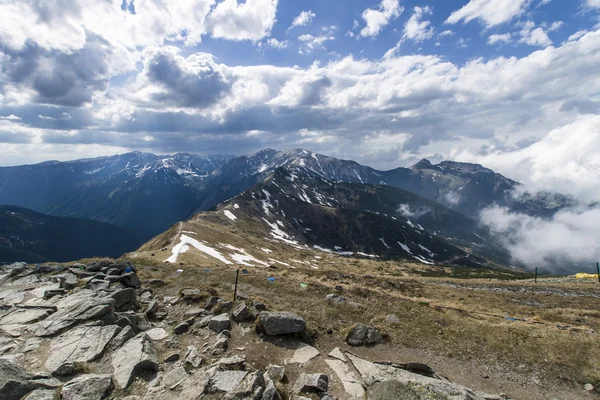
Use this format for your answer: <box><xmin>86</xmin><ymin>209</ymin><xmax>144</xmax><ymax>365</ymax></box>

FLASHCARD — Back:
<box><xmin>548</xmin><ymin>21</ymin><xmax>564</xmax><ymax>32</ymax></box>
<box><xmin>568</xmin><ymin>30</ymin><xmax>589</xmax><ymax>41</ymax></box>
<box><xmin>207</xmin><ymin>0</ymin><xmax>278</xmax><ymax>41</ymax></box>
<box><xmin>587</xmin><ymin>0</ymin><xmax>600</xmax><ymax>8</ymax></box>
<box><xmin>518</xmin><ymin>21</ymin><xmax>552</xmax><ymax>47</ymax></box>
<box><xmin>360</xmin><ymin>0</ymin><xmax>403</xmax><ymax>37</ymax></box>
<box><xmin>297</xmin><ymin>29</ymin><xmax>335</xmax><ymax>53</ymax></box>
<box><xmin>403</xmin><ymin>6</ymin><xmax>434</xmax><ymax>42</ymax></box>
<box><xmin>446</xmin><ymin>0</ymin><xmax>529</xmax><ymax>28</ymax></box>
<box><xmin>289</xmin><ymin>10</ymin><xmax>316</xmax><ymax>29</ymax></box>
<box><xmin>265</xmin><ymin>38</ymin><xmax>291</xmax><ymax>49</ymax></box>
<box><xmin>438</xmin><ymin>30</ymin><xmax>454</xmax><ymax>38</ymax></box>
<box><xmin>488</xmin><ymin>33</ymin><xmax>512</xmax><ymax>44</ymax></box>
<box><xmin>481</xmin><ymin>205</ymin><xmax>600</xmax><ymax>272</ymax></box>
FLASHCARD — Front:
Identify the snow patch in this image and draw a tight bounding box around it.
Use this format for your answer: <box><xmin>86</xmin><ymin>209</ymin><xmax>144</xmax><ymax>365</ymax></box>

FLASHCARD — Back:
<box><xmin>261</xmin><ymin>248</ymin><xmax>273</xmax><ymax>253</ymax></box>
<box><xmin>397</xmin><ymin>242</ymin><xmax>412</xmax><ymax>255</ymax></box>
<box><xmin>234</xmin><ymin>204</ymin><xmax>240</xmax><ymax>209</ymax></box>
<box><xmin>223</xmin><ymin>210</ymin><xmax>237</xmax><ymax>221</ymax></box>
<box><xmin>166</xmin><ymin>235</ymin><xmax>232</xmax><ymax>264</ymax></box>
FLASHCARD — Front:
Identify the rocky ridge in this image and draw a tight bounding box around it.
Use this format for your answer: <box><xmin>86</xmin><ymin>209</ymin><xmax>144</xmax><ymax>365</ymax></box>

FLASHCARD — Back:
<box><xmin>0</xmin><ymin>260</ymin><xmax>507</xmax><ymax>399</ymax></box>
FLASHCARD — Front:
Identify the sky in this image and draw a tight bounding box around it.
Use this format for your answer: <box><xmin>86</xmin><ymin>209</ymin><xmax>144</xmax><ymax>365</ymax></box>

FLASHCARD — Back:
<box><xmin>0</xmin><ymin>0</ymin><xmax>599</xmax><ymax>192</ymax></box>
<box><xmin>0</xmin><ymin>0</ymin><xmax>600</xmax><ymax>271</ymax></box>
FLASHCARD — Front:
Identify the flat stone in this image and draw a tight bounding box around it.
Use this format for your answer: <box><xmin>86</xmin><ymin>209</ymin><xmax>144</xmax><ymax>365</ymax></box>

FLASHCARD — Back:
<box><xmin>112</xmin><ymin>333</ymin><xmax>158</xmax><ymax>389</ymax></box>
<box><xmin>146</xmin><ymin>328</ymin><xmax>169</xmax><ymax>341</ymax></box>
<box><xmin>106</xmin><ymin>288</ymin><xmax>137</xmax><ymax>311</ymax></box>
<box><xmin>208</xmin><ymin>313</ymin><xmax>230</xmax><ymax>333</ymax></box>
<box><xmin>0</xmin><ymin>289</ymin><xmax>25</xmax><ymax>305</ymax></box>
<box><xmin>325</xmin><ymin>358</ymin><xmax>366</xmax><ymax>399</ymax></box>
<box><xmin>119</xmin><ymin>272</ymin><xmax>141</xmax><ymax>289</ymax></box>
<box><xmin>162</xmin><ymin>366</ymin><xmax>189</xmax><ymax>389</ymax></box>
<box><xmin>108</xmin><ymin>325</ymin><xmax>135</xmax><ymax>352</ymax></box>
<box><xmin>222</xmin><ymin>371</ymin><xmax>264</xmax><ymax>400</ymax></box>
<box><xmin>328</xmin><ymin>347</ymin><xmax>346</xmax><ymax>362</ymax></box>
<box><xmin>206</xmin><ymin>370</ymin><xmax>248</xmax><ymax>394</ymax></box>
<box><xmin>292</xmin><ymin>373</ymin><xmax>328</xmax><ymax>394</ymax></box>
<box><xmin>184</xmin><ymin>346</ymin><xmax>203</xmax><ymax>369</ymax></box>
<box><xmin>261</xmin><ymin>380</ymin><xmax>282</xmax><ymax>400</ymax></box>
<box><xmin>325</xmin><ymin>294</ymin><xmax>346</xmax><ymax>303</ymax></box>
<box><xmin>61</xmin><ymin>374</ymin><xmax>113</xmax><ymax>400</ymax></box>
<box><xmin>183</xmin><ymin>308</ymin><xmax>207</xmax><ymax>318</ymax></box>
<box><xmin>34</xmin><ymin>293</ymin><xmax>115</xmax><ymax>337</ymax></box>
<box><xmin>45</xmin><ymin>325</ymin><xmax>121</xmax><ymax>373</ymax></box>
<box><xmin>288</xmin><ymin>343</ymin><xmax>320</xmax><ymax>364</ymax></box>
<box><xmin>0</xmin><ymin>307</ymin><xmax>56</xmax><ymax>326</ymax></box>
<box><xmin>23</xmin><ymin>389</ymin><xmax>57</xmax><ymax>400</ymax></box>
<box><xmin>258</xmin><ymin>312</ymin><xmax>306</xmax><ymax>336</ymax></box>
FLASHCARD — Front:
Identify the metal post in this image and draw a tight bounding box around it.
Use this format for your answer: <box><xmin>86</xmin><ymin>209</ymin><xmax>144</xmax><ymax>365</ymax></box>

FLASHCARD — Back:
<box><xmin>233</xmin><ymin>268</ymin><xmax>240</xmax><ymax>301</ymax></box>
<box><xmin>597</xmin><ymin>262</ymin><xmax>599</xmax><ymax>283</ymax></box>
<box><xmin>535</xmin><ymin>267</ymin><xmax>537</xmax><ymax>283</ymax></box>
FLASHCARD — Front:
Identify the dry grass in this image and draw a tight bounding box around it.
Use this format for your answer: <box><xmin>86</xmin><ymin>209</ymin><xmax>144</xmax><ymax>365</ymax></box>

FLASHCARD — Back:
<box><xmin>130</xmin><ymin>255</ymin><xmax>600</xmax><ymax>386</ymax></box>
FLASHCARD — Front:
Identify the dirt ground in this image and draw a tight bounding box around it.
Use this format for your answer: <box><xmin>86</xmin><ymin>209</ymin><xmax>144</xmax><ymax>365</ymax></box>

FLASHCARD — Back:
<box><xmin>126</xmin><ymin>251</ymin><xmax>600</xmax><ymax>400</ymax></box>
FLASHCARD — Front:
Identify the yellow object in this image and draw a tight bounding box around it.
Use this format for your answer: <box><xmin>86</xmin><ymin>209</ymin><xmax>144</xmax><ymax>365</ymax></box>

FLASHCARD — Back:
<box><xmin>575</xmin><ymin>273</ymin><xmax>599</xmax><ymax>279</ymax></box>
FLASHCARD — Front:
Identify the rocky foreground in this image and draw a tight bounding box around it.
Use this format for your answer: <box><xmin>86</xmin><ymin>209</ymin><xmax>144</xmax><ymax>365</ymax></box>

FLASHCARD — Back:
<box><xmin>0</xmin><ymin>261</ymin><xmax>507</xmax><ymax>400</ymax></box>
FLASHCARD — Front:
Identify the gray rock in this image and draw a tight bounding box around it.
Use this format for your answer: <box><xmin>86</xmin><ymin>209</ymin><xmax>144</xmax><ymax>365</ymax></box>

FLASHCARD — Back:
<box><xmin>51</xmin><ymin>361</ymin><xmax>84</xmax><ymax>377</ymax></box>
<box><xmin>23</xmin><ymin>389</ymin><xmax>57</xmax><ymax>400</ymax></box>
<box><xmin>112</xmin><ymin>333</ymin><xmax>158</xmax><ymax>389</ymax></box>
<box><xmin>0</xmin><ymin>289</ymin><xmax>25</xmax><ymax>305</ymax></box>
<box><xmin>45</xmin><ymin>325</ymin><xmax>121</xmax><ymax>373</ymax></box>
<box><xmin>180</xmin><ymin>289</ymin><xmax>203</xmax><ymax>302</ymax></box>
<box><xmin>232</xmin><ymin>302</ymin><xmax>254</xmax><ymax>322</ymax></box>
<box><xmin>43</xmin><ymin>289</ymin><xmax>66</xmax><ymax>299</ymax></box>
<box><xmin>261</xmin><ymin>380</ymin><xmax>282</xmax><ymax>400</ymax></box>
<box><xmin>325</xmin><ymin>294</ymin><xmax>346</xmax><ymax>303</ymax></box>
<box><xmin>208</xmin><ymin>313</ymin><xmax>231</xmax><ymax>333</ymax></box>
<box><xmin>368</xmin><ymin>380</ymin><xmax>425</xmax><ymax>400</ymax></box>
<box><xmin>214</xmin><ymin>355</ymin><xmax>246</xmax><ymax>370</ymax></box>
<box><xmin>258</xmin><ymin>312</ymin><xmax>306</xmax><ymax>336</ymax></box>
<box><xmin>55</xmin><ymin>273</ymin><xmax>79</xmax><ymax>290</ymax></box>
<box><xmin>88</xmin><ymin>280</ymin><xmax>110</xmax><ymax>291</ymax></box>
<box><xmin>174</xmin><ymin>322</ymin><xmax>190</xmax><ymax>335</ymax></box>
<box><xmin>386</xmin><ymin>314</ymin><xmax>400</xmax><ymax>324</ymax></box>
<box><xmin>165</xmin><ymin>335</ymin><xmax>180</xmax><ymax>349</ymax></box>
<box><xmin>206</xmin><ymin>371</ymin><xmax>248</xmax><ymax>394</ymax></box>
<box><xmin>222</xmin><ymin>371</ymin><xmax>265</xmax><ymax>400</ymax></box>
<box><xmin>345</xmin><ymin>323</ymin><xmax>382</xmax><ymax>346</ymax></box>
<box><xmin>106</xmin><ymin>268</ymin><xmax>120</xmax><ymax>276</ymax></box>
<box><xmin>266</xmin><ymin>365</ymin><xmax>285</xmax><ymax>381</ymax></box>
<box><xmin>108</xmin><ymin>325</ymin><xmax>135</xmax><ymax>352</ymax></box>
<box><xmin>585</xmin><ymin>383</ymin><xmax>594</xmax><ymax>391</ymax></box>
<box><xmin>211</xmin><ymin>336</ymin><xmax>228</xmax><ymax>355</ymax></box>
<box><xmin>213</xmin><ymin>300</ymin><xmax>233</xmax><ymax>314</ymax></box>
<box><xmin>61</xmin><ymin>374</ymin><xmax>112</xmax><ymax>400</ymax></box>
<box><xmin>289</xmin><ymin>343</ymin><xmax>320</xmax><ymax>364</ymax></box>
<box><xmin>292</xmin><ymin>373</ymin><xmax>328</xmax><ymax>394</ymax></box>
<box><xmin>0</xmin><ymin>358</ymin><xmax>60</xmax><ymax>400</ymax></box>
<box><xmin>119</xmin><ymin>272</ymin><xmax>141</xmax><ymax>288</ymax></box>
<box><xmin>184</xmin><ymin>346</ymin><xmax>202</xmax><ymax>368</ymax></box>
<box><xmin>106</xmin><ymin>288</ymin><xmax>137</xmax><ymax>311</ymax></box>
<box><xmin>252</xmin><ymin>302</ymin><xmax>267</xmax><ymax>312</ymax></box>
<box><xmin>0</xmin><ymin>307</ymin><xmax>56</xmax><ymax>328</ymax></box>
<box><xmin>161</xmin><ymin>366</ymin><xmax>188</xmax><ymax>389</ymax></box>
<box><xmin>197</xmin><ymin>315</ymin><xmax>211</xmax><ymax>328</ymax></box>
<box><xmin>184</xmin><ymin>308</ymin><xmax>207</xmax><ymax>318</ymax></box>
<box><xmin>145</xmin><ymin>300</ymin><xmax>159</xmax><ymax>317</ymax></box>
<box><xmin>34</xmin><ymin>293</ymin><xmax>115</xmax><ymax>337</ymax></box>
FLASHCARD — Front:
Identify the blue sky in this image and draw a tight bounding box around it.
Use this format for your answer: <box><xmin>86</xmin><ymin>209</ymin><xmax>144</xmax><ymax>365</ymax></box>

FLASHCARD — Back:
<box><xmin>0</xmin><ymin>0</ymin><xmax>599</xmax><ymax>202</ymax></box>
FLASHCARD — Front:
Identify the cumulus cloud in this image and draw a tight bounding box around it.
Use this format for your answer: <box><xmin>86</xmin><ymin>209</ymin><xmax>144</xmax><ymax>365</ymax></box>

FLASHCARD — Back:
<box><xmin>587</xmin><ymin>0</ymin><xmax>600</xmax><ymax>8</ymax></box>
<box><xmin>297</xmin><ymin>31</ymin><xmax>335</xmax><ymax>53</ymax></box>
<box><xmin>403</xmin><ymin>6</ymin><xmax>434</xmax><ymax>42</ymax></box>
<box><xmin>360</xmin><ymin>0</ymin><xmax>403</xmax><ymax>37</ymax></box>
<box><xmin>264</xmin><ymin>38</ymin><xmax>291</xmax><ymax>49</ymax></box>
<box><xmin>207</xmin><ymin>0</ymin><xmax>278</xmax><ymax>41</ymax></box>
<box><xmin>481</xmin><ymin>206</ymin><xmax>600</xmax><ymax>273</ymax></box>
<box><xmin>487</xmin><ymin>33</ymin><xmax>512</xmax><ymax>44</ymax></box>
<box><xmin>518</xmin><ymin>21</ymin><xmax>552</xmax><ymax>47</ymax></box>
<box><xmin>446</xmin><ymin>0</ymin><xmax>529</xmax><ymax>28</ymax></box>
<box><xmin>397</xmin><ymin>203</ymin><xmax>432</xmax><ymax>219</ymax></box>
<box><xmin>289</xmin><ymin>10</ymin><xmax>316</xmax><ymax>30</ymax></box>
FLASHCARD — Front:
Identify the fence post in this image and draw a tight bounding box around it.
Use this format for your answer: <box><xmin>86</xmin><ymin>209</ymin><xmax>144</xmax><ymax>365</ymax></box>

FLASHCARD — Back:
<box><xmin>535</xmin><ymin>267</ymin><xmax>537</xmax><ymax>283</ymax></box>
<box><xmin>597</xmin><ymin>262</ymin><xmax>599</xmax><ymax>283</ymax></box>
<box><xmin>233</xmin><ymin>268</ymin><xmax>240</xmax><ymax>301</ymax></box>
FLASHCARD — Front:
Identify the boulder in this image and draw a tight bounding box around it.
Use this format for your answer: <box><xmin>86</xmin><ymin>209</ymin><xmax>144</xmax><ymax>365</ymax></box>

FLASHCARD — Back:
<box><xmin>211</xmin><ymin>336</ymin><xmax>228</xmax><ymax>355</ymax></box>
<box><xmin>325</xmin><ymin>294</ymin><xmax>346</xmax><ymax>304</ymax></box>
<box><xmin>181</xmin><ymin>289</ymin><xmax>203</xmax><ymax>303</ymax></box>
<box><xmin>345</xmin><ymin>323</ymin><xmax>382</xmax><ymax>346</ymax></box>
<box><xmin>0</xmin><ymin>358</ymin><xmax>60</xmax><ymax>400</ymax></box>
<box><xmin>51</xmin><ymin>362</ymin><xmax>84</xmax><ymax>377</ymax></box>
<box><xmin>208</xmin><ymin>313</ymin><xmax>231</xmax><ymax>333</ymax></box>
<box><xmin>206</xmin><ymin>371</ymin><xmax>248</xmax><ymax>394</ymax></box>
<box><xmin>106</xmin><ymin>268</ymin><xmax>121</xmax><ymax>276</ymax></box>
<box><xmin>45</xmin><ymin>325</ymin><xmax>121</xmax><ymax>374</ymax></box>
<box><xmin>258</xmin><ymin>312</ymin><xmax>305</xmax><ymax>336</ymax></box>
<box><xmin>261</xmin><ymin>380</ymin><xmax>282</xmax><ymax>400</ymax></box>
<box><xmin>292</xmin><ymin>373</ymin><xmax>328</xmax><ymax>394</ymax></box>
<box><xmin>23</xmin><ymin>389</ymin><xmax>57</xmax><ymax>400</ymax></box>
<box><xmin>88</xmin><ymin>280</ymin><xmax>110</xmax><ymax>291</ymax></box>
<box><xmin>145</xmin><ymin>300</ymin><xmax>159</xmax><ymax>317</ymax></box>
<box><xmin>108</xmin><ymin>325</ymin><xmax>135</xmax><ymax>352</ymax></box>
<box><xmin>119</xmin><ymin>272</ymin><xmax>141</xmax><ymax>288</ymax></box>
<box><xmin>204</xmin><ymin>296</ymin><xmax>220</xmax><ymax>309</ymax></box>
<box><xmin>112</xmin><ymin>333</ymin><xmax>158</xmax><ymax>389</ymax></box>
<box><xmin>231</xmin><ymin>302</ymin><xmax>254</xmax><ymax>322</ymax></box>
<box><xmin>222</xmin><ymin>371</ymin><xmax>265</xmax><ymax>400</ymax></box>
<box><xmin>61</xmin><ymin>374</ymin><xmax>112</xmax><ymax>400</ymax></box>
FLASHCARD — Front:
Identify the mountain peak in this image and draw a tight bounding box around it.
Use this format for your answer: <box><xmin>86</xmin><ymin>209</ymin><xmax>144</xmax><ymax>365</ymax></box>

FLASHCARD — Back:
<box><xmin>411</xmin><ymin>158</ymin><xmax>433</xmax><ymax>169</ymax></box>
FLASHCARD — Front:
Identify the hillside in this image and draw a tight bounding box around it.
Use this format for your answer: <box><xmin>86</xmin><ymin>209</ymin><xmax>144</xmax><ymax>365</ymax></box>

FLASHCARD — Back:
<box><xmin>0</xmin><ymin>205</ymin><xmax>141</xmax><ymax>263</ymax></box>
<box><xmin>137</xmin><ymin>167</ymin><xmax>509</xmax><ymax>270</ymax></box>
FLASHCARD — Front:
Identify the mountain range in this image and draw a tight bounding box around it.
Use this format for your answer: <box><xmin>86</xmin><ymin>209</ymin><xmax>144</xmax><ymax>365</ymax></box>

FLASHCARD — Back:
<box><xmin>0</xmin><ymin>148</ymin><xmax>575</xmax><ymax>266</ymax></box>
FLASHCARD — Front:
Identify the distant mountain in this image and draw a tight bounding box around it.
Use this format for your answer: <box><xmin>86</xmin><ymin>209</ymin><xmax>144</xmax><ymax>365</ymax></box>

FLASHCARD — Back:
<box><xmin>197</xmin><ymin>148</ymin><xmax>575</xmax><ymax>218</ymax></box>
<box><xmin>0</xmin><ymin>152</ymin><xmax>234</xmax><ymax>238</ymax></box>
<box><xmin>0</xmin><ymin>148</ymin><xmax>574</xmax><ymax>246</ymax></box>
<box><xmin>140</xmin><ymin>166</ymin><xmax>505</xmax><ymax>270</ymax></box>
<box><xmin>0</xmin><ymin>205</ymin><xmax>140</xmax><ymax>263</ymax></box>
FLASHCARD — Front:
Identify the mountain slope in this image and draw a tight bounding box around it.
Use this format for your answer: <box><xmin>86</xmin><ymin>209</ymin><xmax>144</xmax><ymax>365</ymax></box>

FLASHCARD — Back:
<box><xmin>0</xmin><ymin>152</ymin><xmax>233</xmax><ymax>237</ymax></box>
<box><xmin>138</xmin><ymin>167</ymin><xmax>503</xmax><ymax>270</ymax></box>
<box><xmin>0</xmin><ymin>205</ymin><xmax>141</xmax><ymax>263</ymax></box>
